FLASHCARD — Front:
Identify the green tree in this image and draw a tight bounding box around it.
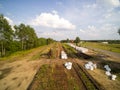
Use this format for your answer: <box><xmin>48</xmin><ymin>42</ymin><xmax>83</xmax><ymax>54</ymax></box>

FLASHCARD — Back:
<box><xmin>25</xmin><ymin>25</ymin><xmax>38</xmax><ymax>49</ymax></box>
<box><xmin>14</xmin><ymin>24</ymin><xmax>38</xmax><ymax>50</ymax></box>
<box><xmin>66</xmin><ymin>38</ymin><xmax>70</xmax><ymax>43</ymax></box>
<box><xmin>14</xmin><ymin>24</ymin><xmax>26</xmax><ymax>50</ymax></box>
<box><xmin>38</xmin><ymin>38</ymin><xmax>47</xmax><ymax>46</ymax></box>
<box><xmin>47</xmin><ymin>38</ymin><xmax>55</xmax><ymax>45</ymax></box>
<box><xmin>6</xmin><ymin>41</ymin><xmax>21</xmax><ymax>55</ymax></box>
<box><xmin>74</xmin><ymin>37</ymin><xmax>80</xmax><ymax>46</ymax></box>
<box><xmin>0</xmin><ymin>14</ymin><xmax>13</xmax><ymax>56</ymax></box>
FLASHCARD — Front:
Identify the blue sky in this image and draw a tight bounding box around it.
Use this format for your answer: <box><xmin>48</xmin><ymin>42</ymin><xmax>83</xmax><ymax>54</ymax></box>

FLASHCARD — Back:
<box><xmin>0</xmin><ymin>0</ymin><xmax>120</xmax><ymax>40</ymax></box>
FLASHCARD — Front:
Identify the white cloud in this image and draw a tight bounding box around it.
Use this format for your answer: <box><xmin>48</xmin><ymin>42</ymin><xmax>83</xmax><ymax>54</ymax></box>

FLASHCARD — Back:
<box><xmin>42</xmin><ymin>31</ymin><xmax>64</xmax><ymax>37</ymax></box>
<box><xmin>37</xmin><ymin>31</ymin><xmax>67</xmax><ymax>40</ymax></box>
<box><xmin>83</xmin><ymin>3</ymin><xmax>97</xmax><ymax>8</ymax></box>
<box><xmin>109</xmin><ymin>0</ymin><xmax>120</xmax><ymax>7</ymax></box>
<box><xmin>104</xmin><ymin>13</ymin><xmax>112</xmax><ymax>18</ymax></box>
<box><xmin>4</xmin><ymin>16</ymin><xmax>15</xmax><ymax>30</ymax></box>
<box><xmin>80</xmin><ymin>25</ymin><xmax>98</xmax><ymax>38</ymax></box>
<box><xmin>97</xmin><ymin>0</ymin><xmax>120</xmax><ymax>7</ymax></box>
<box><xmin>4</xmin><ymin>16</ymin><xmax>13</xmax><ymax>25</ymax></box>
<box><xmin>30</xmin><ymin>12</ymin><xmax>76</xmax><ymax>30</ymax></box>
<box><xmin>79</xmin><ymin>24</ymin><xmax>119</xmax><ymax>40</ymax></box>
<box><xmin>52</xmin><ymin>10</ymin><xmax>58</xmax><ymax>15</ymax></box>
<box><xmin>88</xmin><ymin>25</ymin><xmax>96</xmax><ymax>31</ymax></box>
<box><xmin>56</xmin><ymin>2</ymin><xmax>63</xmax><ymax>6</ymax></box>
<box><xmin>101</xmin><ymin>9</ymin><xmax>120</xmax><ymax>23</ymax></box>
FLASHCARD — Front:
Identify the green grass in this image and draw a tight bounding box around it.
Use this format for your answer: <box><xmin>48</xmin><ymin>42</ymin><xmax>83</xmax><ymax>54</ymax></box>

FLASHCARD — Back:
<box><xmin>62</xmin><ymin>43</ymin><xmax>77</xmax><ymax>58</ymax></box>
<box><xmin>80</xmin><ymin>70</ymin><xmax>96</xmax><ymax>90</ymax></box>
<box><xmin>30</xmin><ymin>42</ymin><xmax>60</xmax><ymax>60</ymax></box>
<box><xmin>82</xmin><ymin>42</ymin><xmax>120</xmax><ymax>53</ymax></box>
<box><xmin>0</xmin><ymin>49</ymin><xmax>33</xmax><ymax>61</ymax></box>
<box><xmin>34</xmin><ymin>64</ymin><xmax>53</xmax><ymax>90</ymax></box>
<box><xmin>31</xmin><ymin>45</ymin><xmax>52</xmax><ymax>60</ymax></box>
<box><xmin>0</xmin><ymin>45</ymin><xmax>47</xmax><ymax>61</ymax></box>
<box><xmin>48</xmin><ymin>43</ymin><xmax>58</xmax><ymax>59</ymax></box>
<box><xmin>67</xmin><ymin>77</ymin><xmax>80</xmax><ymax>90</ymax></box>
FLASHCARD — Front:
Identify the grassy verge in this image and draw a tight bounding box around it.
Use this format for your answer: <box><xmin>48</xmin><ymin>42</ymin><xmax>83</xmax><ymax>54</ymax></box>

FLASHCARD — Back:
<box><xmin>80</xmin><ymin>69</ymin><xmax>96</xmax><ymax>90</ymax></box>
<box><xmin>0</xmin><ymin>45</ymin><xmax>51</xmax><ymax>61</ymax></box>
<box><xmin>31</xmin><ymin>42</ymin><xmax>62</xmax><ymax>60</ymax></box>
<box><xmin>0</xmin><ymin>48</ymin><xmax>34</xmax><ymax>61</ymax></box>
<box><xmin>49</xmin><ymin>42</ymin><xmax>62</xmax><ymax>59</ymax></box>
<box><xmin>31</xmin><ymin>44</ymin><xmax>54</xmax><ymax>60</ymax></box>
<box><xmin>82</xmin><ymin>42</ymin><xmax>120</xmax><ymax>53</ymax></box>
<box><xmin>62</xmin><ymin>43</ymin><xmax>77</xmax><ymax>58</ymax></box>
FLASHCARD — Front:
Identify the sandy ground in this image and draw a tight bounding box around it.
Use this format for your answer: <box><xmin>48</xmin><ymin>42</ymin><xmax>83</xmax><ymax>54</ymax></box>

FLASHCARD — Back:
<box><xmin>0</xmin><ymin>59</ymin><xmax>42</xmax><ymax>90</ymax></box>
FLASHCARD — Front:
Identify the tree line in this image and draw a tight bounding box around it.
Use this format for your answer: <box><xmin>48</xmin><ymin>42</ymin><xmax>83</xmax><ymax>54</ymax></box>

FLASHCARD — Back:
<box><xmin>61</xmin><ymin>37</ymin><xmax>80</xmax><ymax>45</ymax></box>
<box><xmin>0</xmin><ymin>14</ymin><xmax>55</xmax><ymax>57</ymax></box>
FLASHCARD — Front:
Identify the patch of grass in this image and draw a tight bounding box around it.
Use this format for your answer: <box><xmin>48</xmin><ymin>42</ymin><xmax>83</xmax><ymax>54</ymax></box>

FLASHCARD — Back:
<box><xmin>31</xmin><ymin>43</ymin><xmax>60</xmax><ymax>60</ymax></box>
<box><xmin>0</xmin><ymin>50</ymin><xmax>31</xmax><ymax>61</ymax></box>
<box><xmin>33</xmin><ymin>64</ymin><xmax>52</xmax><ymax>90</ymax></box>
<box><xmin>82</xmin><ymin>42</ymin><xmax>120</xmax><ymax>53</ymax></box>
<box><xmin>31</xmin><ymin>47</ymin><xmax>48</xmax><ymax>60</ymax></box>
<box><xmin>80</xmin><ymin>70</ymin><xmax>96</xmax><ymax>90</ymax></box>
<box><xmin>62</xmin><ymin>43</ymin><xmax>77</xmax><ymax>58</ymax></box>
<box><xmin>67</xmin><ymin>77</ymin><xmax>80</xmax><ymax>90</ymax></box>
<box><xmin>48</xmin><ymin>42</ymin><xmax>62</xmax><ymax>59</ymax></box>
<box><xmin>0</xmin><ymin>46</ymin><xmax>44</xmax><ymax>61</ymax></box>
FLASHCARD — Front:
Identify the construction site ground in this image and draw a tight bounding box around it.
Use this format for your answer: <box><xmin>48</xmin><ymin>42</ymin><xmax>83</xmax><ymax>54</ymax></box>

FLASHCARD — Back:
<box><xmin>0</xmin><ymin>42</ymin><xmax>120</xmax><ymax>90</ymax></box>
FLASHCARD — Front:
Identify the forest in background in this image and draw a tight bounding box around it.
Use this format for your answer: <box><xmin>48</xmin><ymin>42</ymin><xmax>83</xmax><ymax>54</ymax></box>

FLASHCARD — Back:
<box><xmin>0</xmin><ymin>14</ymin><xmax>55</xmax><ymax>57</ymax></box>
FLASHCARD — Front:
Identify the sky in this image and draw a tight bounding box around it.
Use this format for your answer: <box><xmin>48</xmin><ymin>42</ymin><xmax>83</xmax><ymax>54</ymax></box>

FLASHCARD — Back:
<box><xmin>0</xmin><ymin>0</ymin><xmax>120</xmax><ymax>40</ymax></box>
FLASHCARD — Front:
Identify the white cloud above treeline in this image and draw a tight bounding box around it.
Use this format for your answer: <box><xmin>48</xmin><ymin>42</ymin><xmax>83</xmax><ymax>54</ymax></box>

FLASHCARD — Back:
<box><xmin>30</xmin><ymin>11</ymin><xmax>76</xmax><ymax>30</ymax></box>
<box><xmin>4</xmin><ymin>16</ymin><xmax>15</xmax><ymax>30</ymax></box>
<box><xmin>4</xmin><ymin>16</ymin><xmax>13</xmax><ymax>25</ymax></box>
<box><xmin>79</xmin><ymin>24</ymin><xmax>119</xmax><ymax>40</ymax></box>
